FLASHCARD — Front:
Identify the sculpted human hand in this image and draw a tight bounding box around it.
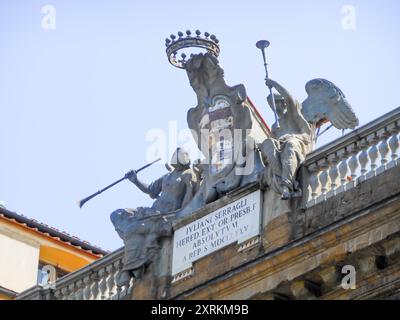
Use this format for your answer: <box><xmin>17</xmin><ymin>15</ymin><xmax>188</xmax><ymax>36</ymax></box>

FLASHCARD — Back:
<box><xmin>125</xmin><ymin>170</ymin><xmax>138</xmax><ymax>183</ymax></box>
<box><xmin>265</xmin><ymin>78</ymin><xmax>276</xmax><ymax>88</ymax></box>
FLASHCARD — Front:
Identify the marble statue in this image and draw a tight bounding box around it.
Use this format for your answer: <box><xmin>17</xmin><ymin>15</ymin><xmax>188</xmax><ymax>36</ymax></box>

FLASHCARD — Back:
<box><xmin>110</xmin><ymin>148</ymin><xmax>197</xmax><ymax>284</ymax></box>
<box><xmin>259</xmin><ymin>78</ymin><xmax>359</xmax><ymax>199</ymax></box>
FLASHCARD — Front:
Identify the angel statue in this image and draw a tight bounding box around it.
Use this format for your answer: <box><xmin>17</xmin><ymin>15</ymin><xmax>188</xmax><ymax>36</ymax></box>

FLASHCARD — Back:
<box><xmin>110</xmin><ymin>147</ymin><xmax>198</xmax><ymax>285</ymax></box>
<box><xmin>259</xmin><ymin>78</ymin><xmax>359</xmax><ymax>200</ymax></box>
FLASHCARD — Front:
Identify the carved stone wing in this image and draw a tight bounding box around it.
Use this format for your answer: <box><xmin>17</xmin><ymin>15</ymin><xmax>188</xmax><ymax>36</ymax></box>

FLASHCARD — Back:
<box><xmin>301</xmin><ymin>78</ymin><xmax>359</xmax><ymax>129</ymax></box>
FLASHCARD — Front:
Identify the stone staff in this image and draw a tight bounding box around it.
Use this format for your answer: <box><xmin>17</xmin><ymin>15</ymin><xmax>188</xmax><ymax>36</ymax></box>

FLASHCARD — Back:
<box><xmin>256</xmin><ymin>39</ymin><xmax>280</xmax><ymax>128</ymax></box>
<box><xmin>77</xmin><ymin>157</ymin><xmax>161</xmax><ymax>208</ymax></box>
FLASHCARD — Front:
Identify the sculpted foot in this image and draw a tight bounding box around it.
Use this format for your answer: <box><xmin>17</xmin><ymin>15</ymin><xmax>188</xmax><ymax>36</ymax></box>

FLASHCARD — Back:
<box><xmin>291</xmin><ymin>188</ymin><xmax>302</xmax><ymax>198</ymax></box>
<box><xmin>281</xmin><ymin>186</ymin><xmax>291</xmax><ymax>200</ymax></box>
<box><xmin>132</xmin><ymin>265</ymin><xmax>145</xmax><ymax>279</ymax></box>
<box><xmin>116</xmin><ymin>271</ymin><xmax>132</xmax><ymax>287</ymax></box>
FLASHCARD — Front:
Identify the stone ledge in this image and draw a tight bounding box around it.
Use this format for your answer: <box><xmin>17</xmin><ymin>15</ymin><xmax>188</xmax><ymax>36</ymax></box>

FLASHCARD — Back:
<box><xmin>172</xmin><ymin>182</ymin><xmax>260</xmax><ymax>229</ymax></box>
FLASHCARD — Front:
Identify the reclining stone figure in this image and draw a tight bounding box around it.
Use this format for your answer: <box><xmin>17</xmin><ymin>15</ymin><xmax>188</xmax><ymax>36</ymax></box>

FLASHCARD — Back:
<box><xmin>110</xmin><ymin>148</ymin><xmax>197</xmax><ymax>285</ymax></box>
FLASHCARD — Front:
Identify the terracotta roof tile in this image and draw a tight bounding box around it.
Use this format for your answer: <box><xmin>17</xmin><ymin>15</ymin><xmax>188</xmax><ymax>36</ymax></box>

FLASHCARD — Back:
<box><xmin>0</xmin><ymin>207</ymin><xmax>108</xmax><ymax>256</ymax></box>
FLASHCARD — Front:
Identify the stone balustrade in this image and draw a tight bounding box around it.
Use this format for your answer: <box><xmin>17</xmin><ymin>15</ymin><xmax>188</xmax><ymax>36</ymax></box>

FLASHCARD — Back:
<box><xmin>17</xmin><ymin>247</ymin><xmax>133</xmax><ymax>300</ymax></box>
<box><xmin>303</xmin><ymin>107</ymin><xmax>400</xmax><ymax>208</ymax></box>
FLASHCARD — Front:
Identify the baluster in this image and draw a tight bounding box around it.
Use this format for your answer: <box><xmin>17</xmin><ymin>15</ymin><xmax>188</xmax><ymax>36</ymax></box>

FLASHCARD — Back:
<box><xmin>114</xmin><ymin>259</ymin><xmax>123</xmax><ymax>299</ymax></box>
<box><xmin>387</xmin><ymin>121</ymin><xmax>399</xmax><ymax>167</ymax></box>
<box><xmin>317</xmin><ymin>158</ymin><xmax>330</xmax><ymax>201</ymax></box>
<box><xmin>307</xmin><ymin>162</ymin><xmax>320</xmax><ymax>206</ymax></box>
<box><xmin>83</xmin><ymin>276</ymin><xmax>92</xmax><ymax>300</ymax></box>
<box><xmin>54</xmin><ymin>288</ymin><xmax>63</xmax><ymax>300</ymax></box>
<box><xmin>43</xmin><ymin>290</ymin><xmax>53</xmax><ymax>300</ymax></box>
<box><xmin>90</xmin><ymin>272</ymin><xmax>100</xmax><ymax>300</ymax></box>
<box><xmin>60</xmin><ymin>287</ymin><xmax>70</xmax><ymax>300</ymax></box>
<box><xmin>75</xmin><ymin>280</ymin><xmax>84</xmax><ymax>300</ymax></box>
<box><xmin>357</xmin><ymin>138</ymin><xmax>369</xmax><ymax>182</ymax></box>
<box><xmin>327</xmin><ymin>153</ymin><xmax>339</xmax><ymax>198</ymax></box>
<box><xmin>127</xmin><ymin>277</ymin><xmax>135</xmax><ymax>296</ymax></box>
<box><xmin>366</xmin><ymin>133</ymin><xmax>379</xmax><ymax>178</ymax></box>
<box><xmin>106</xmin><ymin>264</ymin><xmax>116</xmax><ymax>299</ymax></box>
<box><xmin>98</xmin><ymin>268</ymin><xmax>109</xmax><ymax>300</ymax></box>
<box><xmin>347</xmin><ymin>143</ymin><xmax>359</xmax><ymax>188</ymax></box>
<box><xmin>337</xmin><ymin>148</ymin><xmax>349</xmax><ymax>193</ymax></box>
<box><xmin>377</xmin><ymin>128</ymin><xmax>390</xmax><ymax>173</ymax></box>
<box><xmin>68</xmin><ymin>283</ymin><xmax>76</xmax><ymax>300</ymax></box>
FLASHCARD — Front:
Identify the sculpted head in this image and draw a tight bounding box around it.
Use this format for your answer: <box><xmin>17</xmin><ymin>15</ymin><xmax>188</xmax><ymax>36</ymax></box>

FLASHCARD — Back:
<box><xmin>201</xmin><ymin>53</ymin><xmax>222</xmax><ymax>79</ymax></box>
<box><xmin>267</xmin><ymin>93</ymin><xmax>287</xmax><ymax>117</ymax></box>
<box><xmin>110</xmin><ymin>209</ymin><xmax>135</xmax><ymax>237</ymax></box>
<box><xmin>170</xmin><ymin>147</ymin><xmax>191</xmax><ymax>170</ymax></box>
<box><xmin>185</xmin><ymin>53</ymin><xmax>224</xmax><ymax>90</ymax></box>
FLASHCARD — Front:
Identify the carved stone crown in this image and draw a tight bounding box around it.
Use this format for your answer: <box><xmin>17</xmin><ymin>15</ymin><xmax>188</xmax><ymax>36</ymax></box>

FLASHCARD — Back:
<box><xmin>165</xmin><ymin>30</ymin><xmax>220</xmax><ymax>69</ymax></box>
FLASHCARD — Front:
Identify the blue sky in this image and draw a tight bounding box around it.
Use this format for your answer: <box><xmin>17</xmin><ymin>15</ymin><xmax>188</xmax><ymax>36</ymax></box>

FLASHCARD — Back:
<box><xmin>0</xmin><ymin>0</ymin><xmax>399</xmax><ymax>251</ymax></box>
